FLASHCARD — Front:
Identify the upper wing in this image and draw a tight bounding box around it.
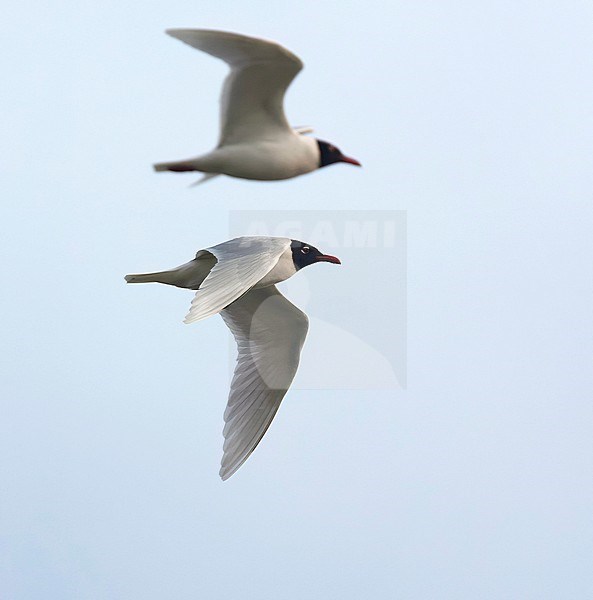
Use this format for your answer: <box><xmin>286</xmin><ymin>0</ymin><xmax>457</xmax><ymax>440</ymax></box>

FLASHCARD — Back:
<box><xmin>184</xmin><ymin>237</ymin><xmax>290</xmax><ymax>324</ymax></box>
<box><xmin>166</xmin><ymin>29</ymin><xmax>303</xmax><ymax>145</ymax></box>
<box><xmin>219</xmin><ymin>285</ymin><xmax>309</xmax><ymax>480</ymax></box>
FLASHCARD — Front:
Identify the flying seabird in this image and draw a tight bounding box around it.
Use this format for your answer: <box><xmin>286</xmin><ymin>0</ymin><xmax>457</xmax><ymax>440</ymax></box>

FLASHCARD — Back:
<box><xmin>125</xmin><ymin>236</ymin><xmax>341</xmax><ymax>479</ymax></box>
<box><xmin>153</xmin><ymin>29</ymin><xmax>361</xmax><ymax>184</ymax></box>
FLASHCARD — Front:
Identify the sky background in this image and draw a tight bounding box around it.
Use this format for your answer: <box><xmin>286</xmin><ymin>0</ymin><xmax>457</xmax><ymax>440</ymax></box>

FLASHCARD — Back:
<box><xmin>2</xmin><ymin>1</ymin><xmax>592</xmax><ymax>598</ymax></box>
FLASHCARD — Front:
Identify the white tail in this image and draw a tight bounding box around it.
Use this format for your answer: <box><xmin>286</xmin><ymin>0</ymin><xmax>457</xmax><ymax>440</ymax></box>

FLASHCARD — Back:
<box><xmin>125</xmin><ymin>271</ymin><xmax>177</xmax><ymax>285</ymax></box>
<box><xmin>125</xmin><ymin>255</ymin><xmax>217</xmax><ymax>290</ymax></box>
<box><xmin>153</xmin><ymin>159</ymin><xmax>200</xmax><ymax>173</ymax></box>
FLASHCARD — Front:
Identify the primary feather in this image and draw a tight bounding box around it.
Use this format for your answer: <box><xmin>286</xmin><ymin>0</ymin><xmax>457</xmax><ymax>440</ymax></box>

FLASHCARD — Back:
<box><xmin>220</xmin><ymin>285</ymin><xmax>309</xmax><ymax>480</ymax></box>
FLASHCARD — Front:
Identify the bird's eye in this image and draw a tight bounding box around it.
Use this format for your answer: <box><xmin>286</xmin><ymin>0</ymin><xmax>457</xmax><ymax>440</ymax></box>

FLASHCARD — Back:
<box><xmin>301</xmin><ymin>246</ymin><xmax>310</xmax><ymax>254</ymax></box>
<box><xmin>328</xmin><ymin>145</ymin><xmax>336</xmax><ymax>153</ymax></box>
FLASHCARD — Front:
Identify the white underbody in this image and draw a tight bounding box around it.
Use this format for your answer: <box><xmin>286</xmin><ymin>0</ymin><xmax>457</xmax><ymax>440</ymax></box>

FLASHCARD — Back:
<box><xmin>186</xmin><ymin>134</ymin><xmax>320</xmax><ymax>181</ymax></box>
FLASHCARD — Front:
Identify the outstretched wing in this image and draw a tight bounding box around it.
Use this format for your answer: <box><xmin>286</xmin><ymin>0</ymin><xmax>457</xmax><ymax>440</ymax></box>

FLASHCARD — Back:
<box><xmin>219</xmin><ymin>285</ymin><xmax>309</xmax><ymax>480</ymax></box>
<box><xmin>166</xmin><ymin>29</ymin><xmax>303</xmax><ymax>145</ymax></box>
<box><xmin>184</xmin><ymin>237</ymin><xmax>290</xmax><ymax>324</ymax></box>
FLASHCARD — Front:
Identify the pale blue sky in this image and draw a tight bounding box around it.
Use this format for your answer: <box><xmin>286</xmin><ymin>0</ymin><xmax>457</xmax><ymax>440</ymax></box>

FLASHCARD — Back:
<box><xmin>1</xmin><ymin>1</ymin><xmax>592</xmax><ymax>598</ymax></box>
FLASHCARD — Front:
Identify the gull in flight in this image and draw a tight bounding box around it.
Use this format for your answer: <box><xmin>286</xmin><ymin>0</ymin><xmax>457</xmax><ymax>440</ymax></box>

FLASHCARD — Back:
<box><xmin>125</xmin><ymin>236</ymin><xmax>341</xmax><ymax>479</ymax></box>
<box><xmin>154</xmin><ymin>29</ymin><xmax>361</xmax><ymax>185</ymax></box>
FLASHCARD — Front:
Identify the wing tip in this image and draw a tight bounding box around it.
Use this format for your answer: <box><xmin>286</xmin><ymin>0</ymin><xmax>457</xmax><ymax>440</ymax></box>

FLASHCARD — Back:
<box><xmin>189</xmin><ymin>173</ymin><xmax>220</xmax><ymax>187</ymax></box>
<box><xmin>183</xmin><ymin>309</ymin><xmax>205</xmax><ymax>324</ymax></box>
<box><xmin>219</xmin><ymin>464</ymin><xmax>238</xmax><ymax>481</ymax></box>
<box><xmin>162</xmin><ymin>28</ymin><xmax>303</xmax><ymax>69</ymax></box>
<box><xmin>164</xmin><ymin>28</ymin><xmax>224</xmax><ymax>41</ymax></box>
<box><xmin>183</xmin><ymin>309</ymin><xmax>207</xmax><ymax>324</ymax></box>
<box><xmin>165</xmin><ymin>27</ymin><xmax>186</xmax><ymax>36</ymax></box>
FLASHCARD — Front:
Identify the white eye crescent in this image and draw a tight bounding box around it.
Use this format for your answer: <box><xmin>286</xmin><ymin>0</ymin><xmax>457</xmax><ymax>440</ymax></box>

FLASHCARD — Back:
<box><xmin>301</xmin><ymin>246</ymin><xmax>310</xmax><ymax>254</ymax></box>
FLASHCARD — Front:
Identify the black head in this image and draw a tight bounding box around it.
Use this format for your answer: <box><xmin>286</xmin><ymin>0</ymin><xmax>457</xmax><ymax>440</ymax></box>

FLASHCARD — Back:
<box><xmin>317</xmin><ymin>140</ymin><xmax>361</xmax><ymax>169</ymax></box>
<box><xmin>290</xmin><ymin>240</ymin><xmax>341</xmax><ymax>270</ymax></box>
